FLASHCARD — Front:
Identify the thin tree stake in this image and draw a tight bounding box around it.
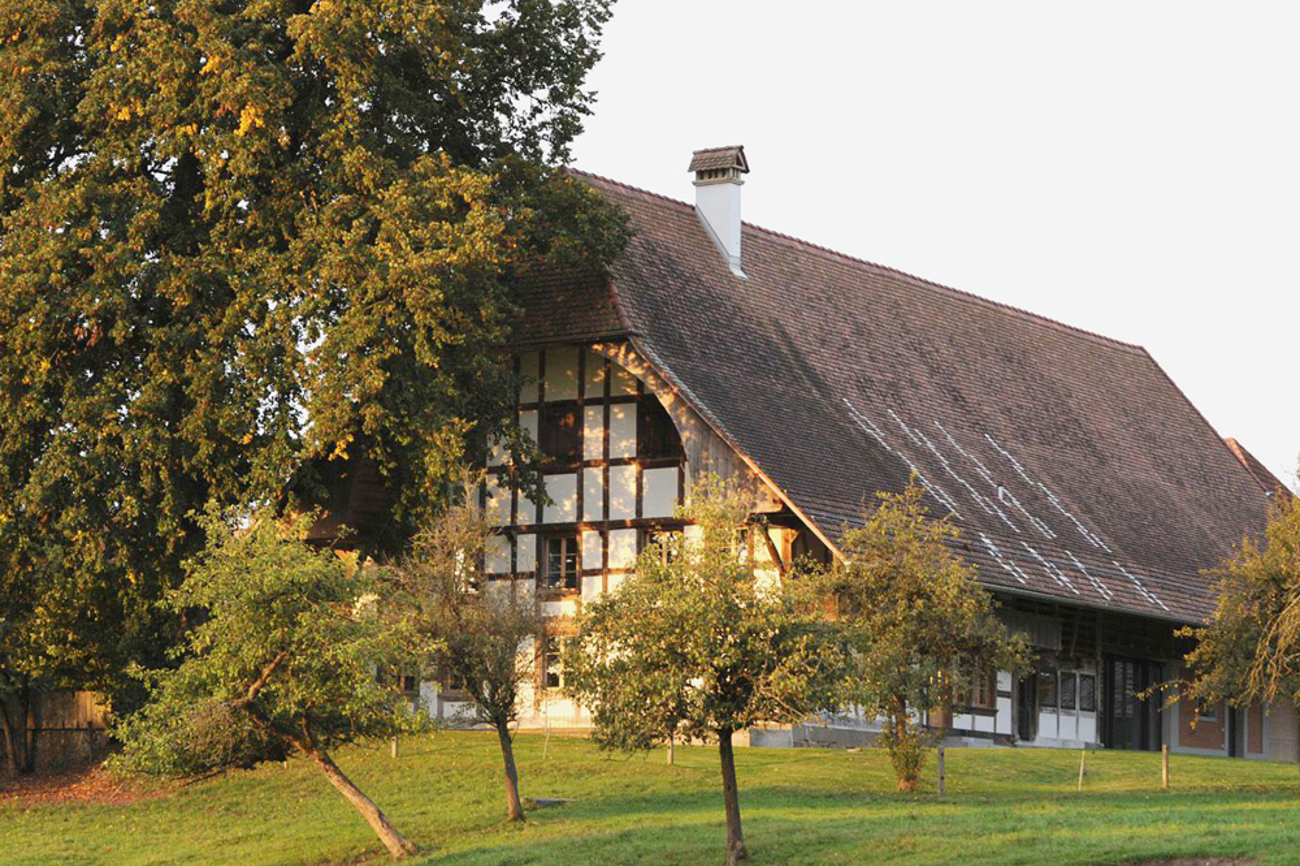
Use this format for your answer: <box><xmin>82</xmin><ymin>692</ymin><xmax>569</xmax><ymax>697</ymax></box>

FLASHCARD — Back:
<box><xmin>937</xmin><ymin>745</ymin><xmax>946</xmax><ymax>798</ymax></box>
<box><xmin>1077</xmin><ymin>749</ymin><xmax>1086</xmax><ymax>792</ymax></box>
<box><xmin>1161</xmin><ymin>744</ymin><xmax>1169</xmax><ymax>790</ymax></box>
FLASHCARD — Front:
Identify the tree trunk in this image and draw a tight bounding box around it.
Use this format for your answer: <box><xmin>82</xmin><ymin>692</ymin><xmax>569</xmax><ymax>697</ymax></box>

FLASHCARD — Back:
<box><xmin>495</xmin><ymin>719</ymin><xmax>525</xmax><ymax>822</ymax></box>
<box><xmin>718</xmin><ymin>727</ymin><xmax>748</xmax><ymax>865</ymax></box>
<box><xmin>0</xmin><ymin>699</ymin><xmax>20</xmax><ymax>778</ymax></box>
<box><xmin>18</xmin><ymin>686</ymin><xmax>35</xmax><ymax>774</ymax></box>
<box><xmin>667</xmin><ymin>734</ymin><xmax>674</xmax><ymax>766</ymax></box>
<box><xmin>308</xmin><ymin>747</ymin><xmax>418</xmax><ymax>859</ymax></box>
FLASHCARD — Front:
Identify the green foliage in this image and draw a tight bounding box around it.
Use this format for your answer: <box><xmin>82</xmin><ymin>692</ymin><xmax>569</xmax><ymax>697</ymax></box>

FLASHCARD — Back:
<box><xmin>821</xmin><ymin>480</ymin><xmax>1029</xmax><ymax>789</ymax></box>
<box><xmin>565</xmin><ymin>475</ymin><xmax>845</xmax><ymax>751</ymax></box>
<box><xmin>117</xmin><ymin>509</ymin><xmax>419</xmax><ymax>778</ymax></box>
<box><xmin>387</xmin><ymin>485</ymin><xmax>541</xmax><ymax>730</ymax></box>
<box><xmin>0</xmin><ymin>0</ymin><xmax>623</xmax><ymax>706</ymax></box>
<box><xmin>1181</xmin><ymin>485</ymin><xmax>1300</xmax><ymax>715</ymax></box>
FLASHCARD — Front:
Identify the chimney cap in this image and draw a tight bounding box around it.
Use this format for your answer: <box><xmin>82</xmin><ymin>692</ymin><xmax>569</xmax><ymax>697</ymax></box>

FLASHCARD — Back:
<box><xmin>688</xmin><ymin>145</ymin><xmax>749</xmax><ymax>175</ymax></box>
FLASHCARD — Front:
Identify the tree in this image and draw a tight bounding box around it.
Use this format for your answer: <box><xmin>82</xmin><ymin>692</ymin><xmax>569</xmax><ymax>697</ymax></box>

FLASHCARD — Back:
<box><xmin>117</xmin><ymin>509</ymin><xmax>423</xmax><ymax>859</ymax></box>
<box><xmin>1180</xmin><ymin>483</ymin><xmax>1300</xmax><ymax>777</ymax></box>
<box><xmin>564</xmin><ymin>476</ymin><xmax>845</xmax><ymax>865</ymax></box>
<box><xmin>822</xmin><ymin>481</ymin><xmax>1029</xmax><ymax>792</ymax></box>
<box><xmin>0</xmin><ymin>0</ymin><xmax>624</xmax><ymax>711</ymax></box>
<box><xmin>387</xmin><ymin>485</ymin><xmax>543</xmax><ymax>822</ymax></box>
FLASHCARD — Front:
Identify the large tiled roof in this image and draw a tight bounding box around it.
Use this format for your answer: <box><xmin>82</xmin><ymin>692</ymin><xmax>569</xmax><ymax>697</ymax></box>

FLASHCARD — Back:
<box><xmin>546</xmin><ymin>171</ymin><xmax>1273</xmax><ymax>623</ymax></box>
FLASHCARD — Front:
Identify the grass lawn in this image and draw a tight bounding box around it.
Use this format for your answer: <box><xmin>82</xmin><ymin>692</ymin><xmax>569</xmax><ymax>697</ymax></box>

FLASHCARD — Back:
<box><xmin>3</xmin><ymin>731</ymin><xmax>1300</xmax><ymax>865</ymax></box>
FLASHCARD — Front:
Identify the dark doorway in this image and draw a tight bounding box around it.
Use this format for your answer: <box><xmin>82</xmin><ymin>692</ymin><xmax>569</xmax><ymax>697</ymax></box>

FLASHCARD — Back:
<box><xmin>1016</xmin><ymin>673</ymin><xmax>1037</xmax><ymax>742</ymax></box>
<box><xmin>1103</xmin><ymin>656</ymin><xmax>1163</xmax><ymax>751</ymax></box>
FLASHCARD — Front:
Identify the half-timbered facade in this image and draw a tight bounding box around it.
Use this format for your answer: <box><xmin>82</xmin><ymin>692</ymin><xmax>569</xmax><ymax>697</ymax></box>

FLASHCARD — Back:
<box><xmin>428</xmin><ymin>145</ymin><xmax>1295</xmax><ymax>759</ymax></box>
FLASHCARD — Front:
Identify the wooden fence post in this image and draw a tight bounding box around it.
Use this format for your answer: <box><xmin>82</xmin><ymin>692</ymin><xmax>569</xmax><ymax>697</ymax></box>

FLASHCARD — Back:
<box><xmin>937</xmin><ymin>745</ymin><xmax>946</xmax><ymax>798</ymax></box>
<box><xmin>391</xmin><ymin>736</ymin><xmax>399</xmax><ymax>759</ymax></box>
<box><xmin>1077</xmin><ymin>749</ymin><xmax>1086</xmax><ymax>792</ymax></box>
<box><xmin>1161</xmin><ymin>744</ymin><xmax>1169</xmax><ymax>790</ymax></box>
<box><xmin>667</xmin><ymin>735</ymin><xmax>675</xmax><ymax>766</ymax></box>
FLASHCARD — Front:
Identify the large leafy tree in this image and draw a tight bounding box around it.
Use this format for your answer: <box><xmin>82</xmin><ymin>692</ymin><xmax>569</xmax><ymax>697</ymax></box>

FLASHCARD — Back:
<box><xmin>822</xmin><ymin>481</ymin><xmax>1029</xmax><ymax>792</ymax></box>
<box><xmin>1180</xmin><ymin>483</ymin><xmax>1300</xmax><ymax>777</ymax></box>
<box><xmin>118</xmin><ymin>510</ymin><xmax>424</xmax><ymax>859</ymax></box>
<box><xmin>564</xmin><ymin>477</ymin><xmax>845</xmax><ymax>866</ymax></box>
<box><xmin>386</xmin><ymin>481</ymin><xmax>543</xmax><ymax>823</ymax></box>
<box><xmin>0</xmin><ymin>0</ymin><xmax>622</xmax><ymax>719</ymax></box>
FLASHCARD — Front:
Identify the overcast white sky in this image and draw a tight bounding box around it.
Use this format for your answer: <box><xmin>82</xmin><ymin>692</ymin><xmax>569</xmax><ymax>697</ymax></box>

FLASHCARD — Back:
<box><xmin>570</xmin><ymin>1</ymin><xmax>1298</xmax><ymax>490</ymax></box>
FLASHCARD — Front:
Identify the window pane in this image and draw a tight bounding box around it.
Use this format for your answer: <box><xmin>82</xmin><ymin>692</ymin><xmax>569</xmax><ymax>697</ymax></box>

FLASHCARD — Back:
<box><xmin>1060</xmin><ymin>672</ymin><xmax>1077</xmax><ymax>710</ymax></box>
<box><xmin>1038</xmin><ymin>670</ymin><xmax>1057</xmax><ymax>708</ymax></box>
<box><xmin>1079</xmin><ymin>674</ymin><xmax>1096</xmax><ymax>712</ymax></box>
<box><xmin>538</xmin><ymin>405</ymin><xmax>579</xmax><ymax>461</ymax></box>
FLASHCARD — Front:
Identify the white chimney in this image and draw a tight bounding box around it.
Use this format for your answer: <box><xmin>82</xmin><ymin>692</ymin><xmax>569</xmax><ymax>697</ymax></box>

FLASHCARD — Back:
<box><xmin>690</xmin><ymin>145</ymin><xmax>749</xmax><ymax>277</ymax></box>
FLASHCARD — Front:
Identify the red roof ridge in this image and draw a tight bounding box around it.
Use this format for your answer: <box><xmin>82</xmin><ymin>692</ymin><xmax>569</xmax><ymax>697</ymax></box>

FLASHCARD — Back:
<box><xmin>568</xmin><ymin>167</ymin><xmax>1147</xmax><ymax>355</ymax></box>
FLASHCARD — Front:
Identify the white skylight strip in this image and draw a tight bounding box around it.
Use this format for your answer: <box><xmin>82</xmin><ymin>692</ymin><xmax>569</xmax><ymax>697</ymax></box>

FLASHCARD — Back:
<box><xmin>984</xmin><ymin>433</ymin><xmax>1110</xmax><ymax>552</ymax></box>
<box><xmin>1020</xmin><ymin>542</ymin><xmax>1080</xmax><ymax>596</ymax></box>
<box><xmin>1066</xmin><ymin>551</ymin><xmax>1116</xmax><ymax>601</ymax></box>
<box><xmin>978</xmin><ymin>532</ymin><xmax>1029</xmax><ymax>585</ymax></box>
<box><xmin>1111</xmin><ymin>560</ymin><xmax>1169</xmax><ymax>612</ymax></box>
<box><xmin>841</xmin><ymin>398</ymin><xmax>961</xmax><ymax>517</ymax></box>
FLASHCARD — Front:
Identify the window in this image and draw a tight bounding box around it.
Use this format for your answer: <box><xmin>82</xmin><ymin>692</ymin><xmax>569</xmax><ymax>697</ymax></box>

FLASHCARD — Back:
<box><xmin>538</xmin><ymin>405</ymin><xmax>580</xmax><ymax>462</ymax></box>
<box><xmin>543</xmin><ymin>636</ymin><xmax>568</xmax><ymax>690</ymax></box>
<box><xmin>1079</xmin><ymin>674</ymin><xmax>1096</xmax><ymax>712</ymax></box>
<box><xmin>1059</xmin><ymin>672</ymin><xmax>1077</xmax><ymax>711</ymax></box>
<box><xmin>970</xmin><ymin>669</ymin><xmax>997</xmax><ymax>711</ymax></box>
<box><xmin>1198</xmin><ymin>703</ymin><xmax>1219</xmax><ymax>723</ymax></box>
<box><xmin>1038</xmin><ymin>669</ymin><xmax>1058</xmax><ymax>708</ymax></box>
<box><xmin>643</xmin><ymin>529</ymin><xmax>682</xmax><ymax>565</ymax></box>
<box><xmin>637</xmin><ymin>399</ymin><xmax>682</xmax><ymax>459</ymax></box>
<box><xmin>542</xmin><ymin>535</ymin><xmax>579</xmax><ymax>591</ymax></box>
<box><xmin>376</xmin><ymin>668</ymin><xmax>420</xmax><ymax>695</ymax></box>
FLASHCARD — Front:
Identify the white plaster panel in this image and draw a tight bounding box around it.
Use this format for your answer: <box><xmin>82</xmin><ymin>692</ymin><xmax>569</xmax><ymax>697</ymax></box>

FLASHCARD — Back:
<box><xmin>996</xmin><ymin>696</ymin><xmax>1012</xmax><ymax>735</ymax></box>
<box><xmin>973</xmin><ymin>713</ymin><xmax>995</xmax><ymax>734</ymax></box>
<box><xmin>516</xmin><ymin>534</ymin><xmax>536</xmax><ymax>574</ymax></box>
<box><xmin>519</xmin><ymin>409</ymin><xmax>538</xmax><ymax>448</ymax></box>
<box><xmin>609</xmin><ymin>404</ymin><xmax>636</xmax><ymax>458</ymax></box>
<box><xmin>1038</xmin><ymin>712</ymin><xmax>1058</xmax><ymax>740</ymax></box>
<box><xmin>584</xmin><ymin>349</ymin><xmax>607</xmax><ymax>398</ymax></box>
<box><xmin>582</xmin><ymin>529</ymin><xmax>603</xmax><ymax>571</ymax></box>
<box><xmin>486</xmin><ymin>535</ymin><xmax>511</xmax><ymax>574</ymax></box>
<box><xmin>609</xmin><ymin>465</ymin><xmax>637</xmax><ymax>520</ymax></box>
<box><xmin>545</xmin><ymin>346</ymin><xmax>579</xmax><ymax>401</ymax></box>
<box><xmin>1079</xmin><ymin>715</ymin><xmax>1097</xmax><ymax>743</ymax></box>
<box><xmin>582</xmin><ymin>468</ymin><xmax>604</xmax><ymax>522</ymax></box>
<box><xmin>1058</xmin><ymin>713</ymin><xmax>1078</xmax><ymax>741</ymax></box>
<box><xmin>997</xmin><ymin>671</ymin><xmax>1013</xmax><ymax>691</ymax></box>
<box><xmin>582</xmin><ymin>570</ymin><xmax>603</xmax><ymax>599</ymax></box>
<box><xmin>484</xmin><ymin>477</ymin><xmax>509</xmax><ymax>526</ymax></box>
<box><xmin>517</xmin><ymin>488</ymin><xmax>537</xmax><ymax>526</ymax></box>
<box><xmin>606</xmin><ymin>571</ymin><xmax>626</xmax><ymax>594</ymax></box>
<box><xmin>583</xmin><ymin>406</ymin><xmax>604</xmax><ymax>461</ymax></box>
<box><xmin>608</xmin><ymin>528</ymin><xmax>638</xmax><ymax>570</ymax></box>
<box><xmin>519</xmin><ymin>352</ymin><xmax>539</xmax><ymax>403</ymax></box>
<box><xmin>642</xmin><ymin>467</ymin><xmax>678</xmax><ymax>519</ymax></box>
<box><xmin>543</xmin><ymin>474</ymin><xmax>577</xmax><ymax>524</ymax></box>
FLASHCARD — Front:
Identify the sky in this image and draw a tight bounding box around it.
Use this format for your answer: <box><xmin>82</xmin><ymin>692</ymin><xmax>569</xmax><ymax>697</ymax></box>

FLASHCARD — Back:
<box><xmin>569</xmin><ymin>1</ymin><xmax>1299</xmax><ymax>490</ymax></box>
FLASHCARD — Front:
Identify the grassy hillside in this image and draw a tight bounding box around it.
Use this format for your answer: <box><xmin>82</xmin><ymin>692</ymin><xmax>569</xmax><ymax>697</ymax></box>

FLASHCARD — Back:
<box><xmin>3</xmin><ymin>731</ymin><xmax>1299</xmax><ymax>865</ymax></box>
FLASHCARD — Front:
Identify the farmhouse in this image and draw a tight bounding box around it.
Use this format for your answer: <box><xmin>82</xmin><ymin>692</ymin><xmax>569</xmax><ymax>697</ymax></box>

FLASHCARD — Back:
<box><xmin>424</xmin><ymin>146</ymin><xmax>1293</xmax><ymax>759</ymax></box>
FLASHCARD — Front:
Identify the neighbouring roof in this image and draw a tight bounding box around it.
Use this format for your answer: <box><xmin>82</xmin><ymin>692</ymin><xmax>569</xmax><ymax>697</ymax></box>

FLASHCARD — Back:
<box><xmin>524</xmin><ymin>171</ymin><xmax>1274</xmax><ymax>624</ymax></box>
<box><xmin>1224</xmin><ymin>438</ymin><xmax>1293</xmax><ymax>499</ymax></box>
